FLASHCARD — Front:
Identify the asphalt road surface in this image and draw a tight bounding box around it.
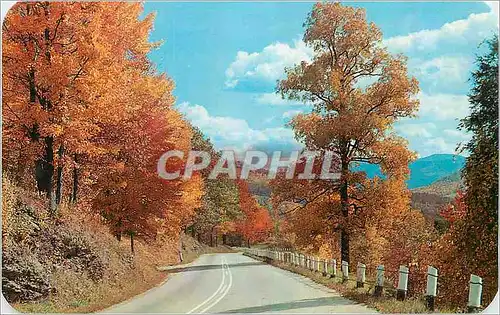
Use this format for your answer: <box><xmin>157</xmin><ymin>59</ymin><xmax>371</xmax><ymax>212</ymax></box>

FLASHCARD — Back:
<box><xmin>104</xmin><ymin>252</ymin><xmax>375</xmax><ymax>314</ymax></box>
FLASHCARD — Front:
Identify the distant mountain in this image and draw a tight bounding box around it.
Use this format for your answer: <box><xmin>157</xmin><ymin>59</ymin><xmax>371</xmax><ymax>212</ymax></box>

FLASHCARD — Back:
<box><xmin>356</xmin><ymin>154</ymin><xmax>466</xmax><ymax>189</ymax></box>
<box><xmin>246</xmin><ymin>154</ymin><xmax>465</xmax><ymax>222</ymax></box>
<box><xmin>408</xmin><ymin>154</ymin><xmax>466</xmax><ymax>188</ymax></box>
<box><xmin>431</xmin><ymin>170</ymin><xmax>462</xmax><ymax>183</ymax></box>
<box><xmin>413</xmin><ymin>170</ymin><xmax>462</xmax><ymax>196</ymax></box>
<box><xmin>411</xmin><ymin>190</ymin><xmax>452</xmax><ymax>220</ymax></box>
<box><xmin>247</xmin><ymin>154</ymin><xmax>466</xmax><ymax>220</ymax></box>
<box><xmin>410</xmin><ymin>169</ymin><xmax>463</xmax><ymax>219</ymax></box>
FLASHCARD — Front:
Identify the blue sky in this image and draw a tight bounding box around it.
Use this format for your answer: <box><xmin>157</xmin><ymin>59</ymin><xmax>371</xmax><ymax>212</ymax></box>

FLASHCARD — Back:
<box><xmin>1</xmin><ymin>2</ymin><xmax>497</xmax><ymax>157</ymax></box>
<box><xmin>142</xmin><ymin>1</ymin><xmax>498</xmax><ymax>158</ymax></box>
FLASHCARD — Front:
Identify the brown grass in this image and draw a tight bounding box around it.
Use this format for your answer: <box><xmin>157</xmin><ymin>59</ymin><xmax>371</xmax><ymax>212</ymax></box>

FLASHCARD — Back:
<box><xmin>10</xmin><ymin>229</ymin><xmax>234</xmax><ymax>313</ymax></box>
<box><xmin>9</xmin><ymin>208</ymin><xmax>174</xmax><ymax>313</ymax></box>
<box><xmin>2</xmin><ymin>177</ymin><xmax>229</xmax><ymax>314</ymax></box>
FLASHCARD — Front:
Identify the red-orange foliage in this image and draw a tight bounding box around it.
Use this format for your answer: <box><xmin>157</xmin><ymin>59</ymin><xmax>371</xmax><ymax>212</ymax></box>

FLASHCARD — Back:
<box><xmin>2</xmin><ymin>2</ymin><xmax>203</xmax><ymax>249</ymax></box>
<box><xmin>270</xmin><ymin>153</ymin><xmax>432</xmax><ymax>268</ymax></box>
<box><xmin>276</xmin><ymin>2</ymin><xmax>419</xmax><ymax>263</ymax></box>
<box><xmin>3</xmin><ymin>3</ymin><xmax>159</xmax><ymax>190</ymax></box>
<box><xmin>439</xmin><ymin>190</ymin><xmax>467</xmax><ymax>223</ymax></box>
<box><xmin>423</xmin><ymin>191</ymin><xmax>497</xmax><ymax>308</ymax></box>
<box><xmin>236</xmin><ymin>181</ymin><xmax>272</xmax><ymax>245</ymax></box>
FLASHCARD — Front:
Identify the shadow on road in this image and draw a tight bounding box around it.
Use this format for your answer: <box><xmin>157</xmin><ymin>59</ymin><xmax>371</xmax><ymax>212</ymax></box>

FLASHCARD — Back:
<box><xmin>222</xmin><ymin>296</ymin><xmax>356</xmax><ymax>313</ymax></box>
<box><xmin>160</xmin><ymin>261</ymin><xmax>267</xmax><ymax>273</ymax></box>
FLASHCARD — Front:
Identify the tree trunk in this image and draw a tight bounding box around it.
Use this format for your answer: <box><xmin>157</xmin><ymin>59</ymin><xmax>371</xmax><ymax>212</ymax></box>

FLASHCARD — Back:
<box><xmin>179</xmin><ymin>238</ymin><xmax>184</xmax><ymax>262</ymax></box>
<box><xmin>71</xmin><ymin>154</ymin><xmax>79</xmax><ymax>203</ymax></box>
<box><xmin>29</xmin><ymin>61</ymin><xmax>57</xmax><ymax>215</ymax></box>
<box><xmin>130</xmin><ymin>233</ymin><xmax>135</xmax><ymax>254</ymax></box>
<box><xmin>29</xmin><ymin>68</ymin><xmax>36</xmax><ymax>103</ymax></box>
<box><xmin>29</xmin><ymin>68</ymin><xmax>55</xmax><ymax>213</ymax></box>
<box><xmin>191</xmin><ymin>227</ymin><xmax>196</xmax><ymax>238</ymax></box>
<box><xmin>340</xmin><ymin>153</ymin><xmax>350</xmax><ymax>264</ymax></box>
<box><xmin>210</xmin><ymin>226</ymin><xmax>215</xmax><ymax>247</ymax></box>
<box><xmin>222</xmin><ymin>234</ymin><xmax>227</xmax><ymax>245</ymax></box>
<box><xmin>55</xmin><ymin>145</ymin><xmax>64</xmax><ymax>205</ymax></box>
<box><xmin>116</xmin><ymin>219</ymin><xmax>122</xmax><ymax>242</ymax></box>
<box><xmin>35</xmin><ymin>136</ymin><xmax>56</xmax><ymax>215</ymax></box>
<box><xmin>27</xmin><ymin>69</ymin><xmax>41</xmax><ymax>142</ymax></box>
<box><xmin>340</xmin><ymin>229</ymin><xmax>349</xmax><ymax>263</ymax></box>
<box><xmin>215</xmin><ymin>235</ymin><xmax>218</xmax><ymax>247</ymax></box>
<box><xmin>247</xmin><ymin>239</ymin><xmax>250</xmax><ymax>248</ymax></box>
<box><xmin>44</xmin><ymin>28</ymin><xmax>51</xmax><ymax>62</ymax></box>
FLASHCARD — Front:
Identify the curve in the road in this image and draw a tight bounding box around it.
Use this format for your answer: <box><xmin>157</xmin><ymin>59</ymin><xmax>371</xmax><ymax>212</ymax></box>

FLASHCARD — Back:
<box><xmin>102</xmin><ymin>253</ymin><xmax>376</xmax><ymax>314</ymax></box>
<box><xmin>187</xmin><ymin>257</ymin><xmax>231</xmax><ymax>314</ymax></box>
<box><xmin>198</xmin><ymin>260</ymin><xmax>233</xmax><ymax>313</ymax></box>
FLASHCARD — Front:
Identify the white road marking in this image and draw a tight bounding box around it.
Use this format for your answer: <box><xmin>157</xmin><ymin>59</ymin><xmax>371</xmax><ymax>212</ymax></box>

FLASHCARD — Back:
<box><xmin>199</xmin><ymin>259</ymin><xmax>233</xmax><ymax>314</ymax></box>
<box><xmin>186</xmin><ymin>257</ymin><xmax>226</xmax><ymax>314</ymax></box>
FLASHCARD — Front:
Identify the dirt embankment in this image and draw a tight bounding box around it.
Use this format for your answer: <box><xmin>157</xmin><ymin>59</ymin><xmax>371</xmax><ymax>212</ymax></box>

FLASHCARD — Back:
<box><xmin>2</xmin><ymin>177</ymin><xmax>231</xmax><ymax>313</ymax></box>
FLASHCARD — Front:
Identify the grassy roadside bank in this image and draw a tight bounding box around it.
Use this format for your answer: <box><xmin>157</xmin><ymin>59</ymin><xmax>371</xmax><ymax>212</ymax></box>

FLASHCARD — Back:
<box><xmin>243</xmin><ymin>252</ymin><xmax>455</xmax><ymax>313</ymax></box>
<box><xmin>10</xmin><ymin>233</ymin><xmax>234</xmax><ymax>314</ymax></box>
<box><xmin>2</xmin><ymin>176</ymin><xmax>233</xmax><ymax>314</ymax></box>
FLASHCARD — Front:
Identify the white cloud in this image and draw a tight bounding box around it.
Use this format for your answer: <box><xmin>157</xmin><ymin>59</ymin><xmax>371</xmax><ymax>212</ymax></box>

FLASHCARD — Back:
<box><xmin>395</xmin><ymin>122</ymin><xmax>436</xmax><ymax>138</ymax></box>
<box><xmin>397</xmin><ymin>93</ymin><xmax>471</xmax><ymax>157</ymax></box>
<box><xmin>417</xmin><ymin>131</ymin><xmax>470</xmax><ymax>156</ymax></box>
<box><xmin>224</xmin><ymin>39</ymin><xmax>313</xmax><ymax>90</ymax></box>
<box><xmin>420</xmin><ymin>137</ymin><xmax>460</xmax><ymax>156</ymax></box>
<box><xmin>415</xmin><ymin>128</ymin><xmax>472</xmax><ymax>156</ymax></box>
<box><xmin>385</xmin><ymin>5</ymin><xmax>493</xmax><ymax>158</ymax></box>
<box><xmin>443</xmin><ymin>129</ymin><xmax>472</xmax><ymax>142</ymax></box>
<box><xmin>254</xmin><ymin>92</ymin><xmax>310</xmax><ymax>106</ymax></box>
<box><xmin>384</xmin><ymin>10</ymin><xmax>498</xmax><ymax>54</ymax></box>
<box><xmin>177</xmin><ymin>102</ymin><xmax>299</xmax><ymax>152</ymax></box>
<box><xmin>411</xmin><ymin>56</ymin><xmax>472</xmax><ymax>92</ymax></box>
<box><xmin>485</xmin><ymin>1</ymin><xmax>499</xmax><ymax>19</ymax></box>
<box><xmin>282</xmin><ymin>110</ymin><xmax>303</xmax><ymax>119</ymax></box>
<box><xmin>178</xmin><ymin>102</ymin><xmax>264</xmax><ymax>143</ymax></box>
<box><xmin>418</xmin><ymin>92</ymin><xmax>470</xmax><ymax>120</ymax></box>
<box><xmin>263</xmin><ymin>116</ymin><xmax>276</xmax><ymax>124</ymax></box>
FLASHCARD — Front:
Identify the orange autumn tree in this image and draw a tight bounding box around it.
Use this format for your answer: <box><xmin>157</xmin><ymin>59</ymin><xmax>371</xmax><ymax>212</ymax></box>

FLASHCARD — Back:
<box><xmin>236</xmin><ymin>180</ymin><xmax>272</xmax><ymax>247</ymax></box>
<box><xmin>439</xmin><ymin>190</ymin><xmax>467</xmax><ymax>224</ymax></box>
<box><xmin>82</xmin><ymin>8</ymin><xmax>202</xmax><ymax>249</ymax></box>
<box><xmin>275</xmin><ymin>2</ymin><xmax>419</xmax><ymax>263</ymax></box>
<box><xmin>271</xmin><ymin>153</ymin><xmax>427</xmax><ymax>271</ymax></box>
<box><xmin>418</xmin><ymin>192</ymin><xmax>486</xmax><ymax>306</ymax></box>
<box><xmin>2</xmin><ymin>2</ymin><xmax>203</xmax><ymax>252</ymax></box>
<box><xmin>188</xmin><ymin>127</ymin><xmax>241</xmax><ymax>246</ymax></box>
<box><xmin>271</xmin><ymin>156</ymin><xmax>340</xmax><ymax>252</ymax></box>
<box><xmin>92</xmin><ymin>105</ymin><xmax>202</xmax><ymax>251</ymax></box>
<box><xmin>2</xmin><ymin>2</ymin><xmax>158</xmax><ymax>212</ymax></box>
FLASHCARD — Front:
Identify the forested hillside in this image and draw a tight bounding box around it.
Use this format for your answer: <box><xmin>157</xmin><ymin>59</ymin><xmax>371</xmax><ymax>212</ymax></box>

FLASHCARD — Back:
<box><xmin>357</xmin><ymin>154</ymin><xmax>466</xmax><ymax>189</ymax></box>
<box><xmin>2</xmin><ymin>2</ymin><xmax>497</xmax><ymax>313</ymax></box>
<box><xmin>1</xmin><ymin>3</ymin><xmax>270</xmax><ymax>312</ymax></box>
<box><xmin>264</xmin><ymin>4</ymin><xmax>497</xmax><ymax>310</ymax></box>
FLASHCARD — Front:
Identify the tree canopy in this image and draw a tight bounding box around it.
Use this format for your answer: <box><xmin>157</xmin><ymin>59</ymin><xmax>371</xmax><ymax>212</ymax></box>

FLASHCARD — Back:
<box><xmin>275</xmin><ymin>2</ymin><xmax>419</xmax><ymax>263</ymax></box>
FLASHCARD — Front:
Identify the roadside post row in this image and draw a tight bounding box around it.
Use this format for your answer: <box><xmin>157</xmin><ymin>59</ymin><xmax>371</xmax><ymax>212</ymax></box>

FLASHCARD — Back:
<box><xmin>244</xmin><ymin>248</ymin><xmax>484</xmax><ymax>312</ymax></box>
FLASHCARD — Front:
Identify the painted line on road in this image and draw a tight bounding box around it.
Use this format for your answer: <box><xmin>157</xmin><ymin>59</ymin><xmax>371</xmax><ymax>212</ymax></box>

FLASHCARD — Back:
<box><xmin>199</xmin><ymin>258</ymin><xmax>233</xmax><ymax>314</ymax></box>
<box><xmin>187</xmin><ymin>257</ymin><xmax>226</xmax><ymax>314</ymax></box>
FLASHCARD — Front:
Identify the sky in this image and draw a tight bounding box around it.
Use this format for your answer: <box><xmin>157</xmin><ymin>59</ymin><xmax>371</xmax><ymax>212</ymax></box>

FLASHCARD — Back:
<box><xmin>2</xmin><ymin>1</ymin><xmax>498</xmax><ymax>158</ymax></box>
<box><xmin>140</xmin><ymin>1</ymin><xmax>498</xmax><ymax>158</ymax></box>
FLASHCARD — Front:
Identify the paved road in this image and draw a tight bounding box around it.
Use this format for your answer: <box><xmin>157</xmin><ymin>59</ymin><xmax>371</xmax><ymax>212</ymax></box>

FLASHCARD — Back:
<box><xmin>104</xmin><ymin>252</ymin><xmax>375</xmax><ymax>313</ymax></box>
